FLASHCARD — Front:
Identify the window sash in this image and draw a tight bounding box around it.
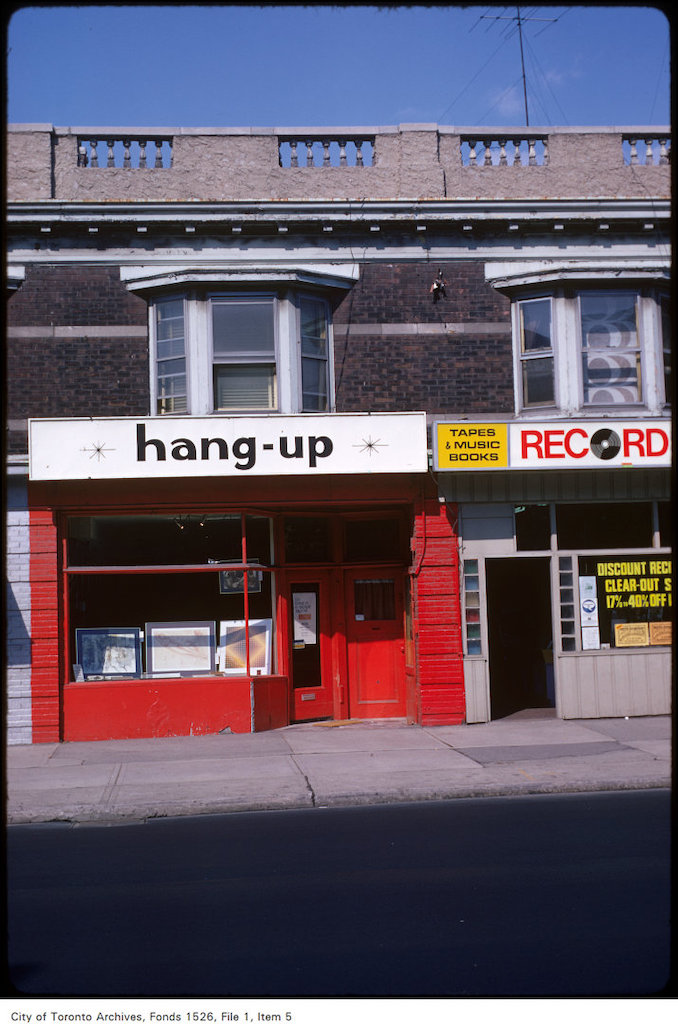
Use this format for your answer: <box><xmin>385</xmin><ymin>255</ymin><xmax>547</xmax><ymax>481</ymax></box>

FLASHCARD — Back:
<box><xmin>579</xmin><ymin>291</ymin><xmax>642</xmax><ymax>405</ymax></box>
<box><xmin>518</xmin><ymin>298</ymin><xmax>555</xmax><ymax>407</ymax></box>
<box><xmin>212</xmin><ymin>298</ymin><xmax>276</xmax><ymax>358</ymax></box>
<box><xmin>660</xmin><ymin>293</ymin><xmax>671</xmax><ymax>404</ymax></box>
<box><xmin>155</xmin><ymin>298</ymin><xmax>187</xmax><ymax>414</ymax></box>
<box><xmin>300</xmin><ymin>297</ymin><xmax>329</xmax><ymax>412</ymax></box>
<box><xmin>214</xmin><ymin>363</ymin><xmax>277</xmax><ymax>411</ymax></box>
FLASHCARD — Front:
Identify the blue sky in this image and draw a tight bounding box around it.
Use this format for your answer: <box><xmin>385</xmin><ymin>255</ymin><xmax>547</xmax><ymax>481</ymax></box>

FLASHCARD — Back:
<box><xmin>6</xmin><ymin>4</ymin><xmax>671</xmax><ymax>128</ymax></box>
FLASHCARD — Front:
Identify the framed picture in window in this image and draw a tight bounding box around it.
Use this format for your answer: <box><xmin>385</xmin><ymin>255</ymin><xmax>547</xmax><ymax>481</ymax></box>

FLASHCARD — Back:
<box><xmin>75</xmin><ymin>627</ymin><xmax>142</xmax><ymax>680</ymax></box>
<box><xmin>218</xmin><ymin>568</ymin><xmax>263</xmax><ymax>594</ymax></box>
<box><xmin>145</xmin><ymin>621</ymin><xmax>216</xmax><ymax>676</ymax></box>
<box><xmin>220</xmin><ymin>619</ymin><xmax>272</xmax><ymax>675</ymax></box>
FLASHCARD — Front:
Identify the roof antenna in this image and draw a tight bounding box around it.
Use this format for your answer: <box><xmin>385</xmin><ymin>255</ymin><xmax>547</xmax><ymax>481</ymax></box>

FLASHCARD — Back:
<box><xmin>480</xmin><ymin>6</ymin><xmax>557</xmax><ymax>126</ymax></box>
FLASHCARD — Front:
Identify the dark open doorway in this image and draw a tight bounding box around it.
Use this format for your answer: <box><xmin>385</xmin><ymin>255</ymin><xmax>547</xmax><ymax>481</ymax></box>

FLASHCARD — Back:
<box><xmin>486</xmin><ymin>557</ymin><xmax>555</xmax><ymax>720</ymax></box>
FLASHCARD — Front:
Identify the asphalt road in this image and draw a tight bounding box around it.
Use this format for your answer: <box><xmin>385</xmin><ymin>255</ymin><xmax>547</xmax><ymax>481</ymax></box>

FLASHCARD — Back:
<box><xmin>6</xmin><ymin>790</ymin><xmax>672</xmax><ymax>997</ymax></box>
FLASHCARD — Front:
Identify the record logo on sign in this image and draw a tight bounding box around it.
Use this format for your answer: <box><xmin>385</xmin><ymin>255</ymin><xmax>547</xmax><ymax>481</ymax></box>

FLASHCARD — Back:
<box><xmin>589</xmin><ymin>428</ymin><xmax>621</xmax><ymax>461</ymax></box>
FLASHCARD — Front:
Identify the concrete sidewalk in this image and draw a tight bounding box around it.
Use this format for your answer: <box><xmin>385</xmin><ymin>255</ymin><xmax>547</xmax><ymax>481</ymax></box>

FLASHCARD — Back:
<box><xmin>5</xmin><ymin>711</ymin><xmax>672</xmax><ymax>826</ymax></box>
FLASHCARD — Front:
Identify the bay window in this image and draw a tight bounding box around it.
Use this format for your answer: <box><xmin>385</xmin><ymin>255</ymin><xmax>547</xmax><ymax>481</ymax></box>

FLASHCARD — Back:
<box><xmin>510</xmin><ymin>284</ymin><xmax>669</xmax><ymax>415</ymax></box>
<box><xmin>150</xmin><ymin>290</ymin><xmax>332</xmax><ymax>416</ymax></box>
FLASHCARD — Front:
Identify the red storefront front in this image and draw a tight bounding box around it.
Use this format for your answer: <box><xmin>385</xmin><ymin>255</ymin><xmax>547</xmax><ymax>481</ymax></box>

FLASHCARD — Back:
<box><xmin>27</xmin><ymin>413</ymin><xmax>465</xmax><ymax>742</ymax></box>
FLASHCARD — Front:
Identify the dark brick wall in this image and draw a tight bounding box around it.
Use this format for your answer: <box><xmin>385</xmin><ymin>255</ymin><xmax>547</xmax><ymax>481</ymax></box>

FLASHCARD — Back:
<box><xmin>6</xmin><ymin>265</ymin><xmax>150</xmax><ymax>451</ymax></box>
<box><xmin>6</xmin><ymin>260</ymin><xmax>515</xmax><ymax>453</ymax></box>
<box><xmin>334</xmin><ymin>262</ymin><xmax>514</xmax><ymax>414</ymax></box>
<box><xmin>7</xmin><ymin>264</ymin><xmax>148</xmax><ymax>325</ymax></box>
<box><xmin>334</xmin><ymin>261</ymin><xmax>509</xmax><ymax>324</ymax></box>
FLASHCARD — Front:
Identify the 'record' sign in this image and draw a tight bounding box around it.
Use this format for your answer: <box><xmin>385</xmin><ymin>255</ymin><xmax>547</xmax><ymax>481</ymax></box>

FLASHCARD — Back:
<box><xmin>434</xmin><ymin>420</ymin><xmax>671</xmax><ymax>470</ymax></box>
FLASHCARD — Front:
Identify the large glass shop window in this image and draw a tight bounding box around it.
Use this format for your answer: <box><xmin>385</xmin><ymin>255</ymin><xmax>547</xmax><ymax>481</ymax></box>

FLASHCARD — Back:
<box><xmin>577</xmin><ymin>555</ymin><xmax>672</xmax><ymax>650</ymax></box>
<box><xmin>67</xmin><ymin>514</ymin><xmax>274</xmax><ymax>680</ymax></box>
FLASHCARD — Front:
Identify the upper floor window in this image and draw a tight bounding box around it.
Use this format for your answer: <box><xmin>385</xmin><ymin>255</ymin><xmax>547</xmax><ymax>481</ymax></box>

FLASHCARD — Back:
<box><xmin>518</xmin><ymin>297</ymin><xmax>554</xmax><ymax>407</ymax></box>
<box><xmin>212</xmin><ymin>297</ymin><xmax>278</xmax><ymax>412</ymax></box>
<box><xmin>151</xmin><ymin>290</ymin><xmax>333</xmax><ymax>416</ymax></box>
<box><xmin>513</xmin><ymin>285</ymin><xmax>669</xmax><ymax>416</ymax></box>
<box><xmin>156</xmin><ymin>298</ymin><xmax>187</xmax><ymax>414</ymax></box>
<box><xmin>579</xmin><ymin>290</ymin><xmax>641</xmax><ymax>405</ymax></box>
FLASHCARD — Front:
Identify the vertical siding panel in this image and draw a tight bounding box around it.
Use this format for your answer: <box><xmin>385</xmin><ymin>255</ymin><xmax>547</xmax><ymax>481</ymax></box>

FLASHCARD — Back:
<box><xmin>6</xmin><ymin>479</ymin><xmax>33</xmax><ymax>743</ymax></box>
<box><xmin>559</xmin><ymin>652</ymin><xmax>671</xmax><ymax>719</ymax></box>
<box><xmin>413</xmin><ymin>498</ymin><xmax>465</xmax><ymax>725</ymax></box>
<box><xmin>29</xmin><ymin>508</ymin><xmax>60</xmax><ymax>743</ymax></box>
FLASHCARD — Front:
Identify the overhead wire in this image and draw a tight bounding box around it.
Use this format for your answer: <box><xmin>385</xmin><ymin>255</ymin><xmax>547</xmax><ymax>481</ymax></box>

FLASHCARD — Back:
<box><xmin>439</xmin><ymin>6</ymin><xmax>573</xmax><ymax>127</ymax></box>
<box><xmin>437</xmin><ymin>31</ymin><xmax>515</xmax><ymax>123</ymax></box>
<box><xmin>523</xmin><ymin>32</ymin><xmax>571</xmax><ymax>125</ymax></box>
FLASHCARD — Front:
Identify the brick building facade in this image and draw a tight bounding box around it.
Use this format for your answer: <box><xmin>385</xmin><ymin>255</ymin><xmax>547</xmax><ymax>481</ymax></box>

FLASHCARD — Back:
<box><xmin>5</xmin><ymin>124</ymin><xmax>672</xmax><ymax>743</ymax></box>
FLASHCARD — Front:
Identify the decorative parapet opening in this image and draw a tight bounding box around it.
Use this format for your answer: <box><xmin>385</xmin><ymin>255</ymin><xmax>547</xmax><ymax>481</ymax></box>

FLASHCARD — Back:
<box><xmin>77</xmin><ymin>135</ymin><xmax>173</xmax><ymax>168</ymax></box>
<box><xmin>622</xmin><ymin>135</ymin><xmax>671</xmax><ymax>165</ymax></box>
<box><xmin>278</xmin><ymin>135</ymin><xmax>375</xmax><ymax>167</ymax></box>
<box><xmin>460</xmin><ymin>135</ymin><xmax>549</xmax><ymax>167</ymax></box>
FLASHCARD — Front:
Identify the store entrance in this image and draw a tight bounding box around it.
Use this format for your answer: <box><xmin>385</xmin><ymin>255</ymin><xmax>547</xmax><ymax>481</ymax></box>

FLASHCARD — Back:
<box><xmin>286</xmin><ymin>568</ymin><xmax>407</xmax><ymax>723</ymax></box>
<box><xmin>486</xmin><ymin>557</ymin><xmax>555</xmax><ymax>720</ymax></box>
<box><xmin>345</xmin><ymin>569</ymin><xmax>406</xmax><ymax>719</ymax></box>
<box><xmin>288</xmin><ymin>572</ymin><xmax>334</xmax><ymax>722</ymax></box>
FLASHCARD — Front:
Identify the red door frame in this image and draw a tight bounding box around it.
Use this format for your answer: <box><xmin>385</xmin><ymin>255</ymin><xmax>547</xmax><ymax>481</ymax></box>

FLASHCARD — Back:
<box><xmin>283</xmin><ymin>568</ymin><xmax>335</xmax><ymax>721</ymax></box>
<box><xmin>344</xmin><ymin>567</ymin><xmax>407</xmax><ymax>719</ymax></box>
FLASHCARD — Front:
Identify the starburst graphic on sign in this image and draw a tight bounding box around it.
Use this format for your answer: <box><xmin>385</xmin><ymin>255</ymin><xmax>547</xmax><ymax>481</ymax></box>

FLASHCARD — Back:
<box><xmin>353</xmin><ymin>435</ymin><xmax>387</xmax><ymax>457</ymax></box>
<box><xmin>81</xmin><ymin>440</ymin><xmax>115</xmax><ymax>462</ymax></box>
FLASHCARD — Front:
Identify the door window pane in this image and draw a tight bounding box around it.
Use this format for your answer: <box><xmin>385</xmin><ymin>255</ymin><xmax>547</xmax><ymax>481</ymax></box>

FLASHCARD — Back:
<box><xmin>354</xmin><ymin>579</ymin><xmax>395</xmax><ymax>620</ymax></box>
<box><xmin>291</xmin><ymin>585</ymin><xmax>321</xmax><ymax>687</ymax></box>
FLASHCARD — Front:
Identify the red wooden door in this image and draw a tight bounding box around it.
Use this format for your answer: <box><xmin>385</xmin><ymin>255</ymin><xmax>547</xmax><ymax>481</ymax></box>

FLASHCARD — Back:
<box><xmin>287</xmin><ymin>572</ymin><xmax>334</xmax><ymax>721</ymax></box>
<box><xmin>345</xmin><ymin>570</ymin><xmax>406</xmax><ymax>718</ymax></box>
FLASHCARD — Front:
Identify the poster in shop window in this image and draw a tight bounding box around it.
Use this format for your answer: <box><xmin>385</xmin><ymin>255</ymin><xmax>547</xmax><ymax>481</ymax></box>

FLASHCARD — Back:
<box><xmin>145</xmin><ymin>621</ymin><xmax>216</xmax><ymax>675</ymax></box>
<box><xmin>293</xmin><ymin>592</ymin><xmax>317</xmax><ymax>645</ymax></box>
<box><xmin>579</xmin><ymin>576</ymin><xmax>600</xmax><ymax>650</ymax></box>
<box><xmin>220</xmin><ymin>619</ymin><xmax>272</xmax><ymax>675</ymax></box>
<box><xmin>75</xmin><ymin>627</ymin><xmax>142</xmax><ymax>679</ymax></box>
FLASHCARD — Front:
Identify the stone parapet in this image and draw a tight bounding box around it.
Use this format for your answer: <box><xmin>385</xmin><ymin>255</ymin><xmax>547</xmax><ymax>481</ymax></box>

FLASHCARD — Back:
<box><xmin>7</xmin><ymin>124</ymin><xmax>671</xmax><ymax>203</ymax></box>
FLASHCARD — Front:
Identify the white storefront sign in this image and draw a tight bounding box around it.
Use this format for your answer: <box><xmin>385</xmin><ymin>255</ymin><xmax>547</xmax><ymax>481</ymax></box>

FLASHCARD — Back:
<box><xmin>434</xmin><ymin>419</ymin><xmax>671</xmax><ymax>471</ymax></box>
<box><xmin>28</xmin><ymin>413</ymin><xmax>428</xmax><ymax>481</ymax></box>
<box><xmin>509</xmin><ymin>421</ymin><xmax>671</xmax><ymax>469</ymax></box>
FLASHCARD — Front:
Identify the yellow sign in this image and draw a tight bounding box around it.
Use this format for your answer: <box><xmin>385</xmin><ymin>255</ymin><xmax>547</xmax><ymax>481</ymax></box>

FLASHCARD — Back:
<box><xmin>436</xmin><ymin>423</ymin><xmax>508</xmax><ymax>469</ymax></box>
<box><xmin>615</xmin><ymin>622</ymin><xmax>650</xmax><ymax>648</ymax></box>
<box><xmin>650</xmin><ymin>622</ymin><xmax>672</xmax><ymax>646</ymax></box>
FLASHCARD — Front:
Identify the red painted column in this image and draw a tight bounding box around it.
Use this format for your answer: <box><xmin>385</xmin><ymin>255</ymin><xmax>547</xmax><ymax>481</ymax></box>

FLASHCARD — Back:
<box><xmin>29</xmin><ymin>509</ymin><xmax>61</xmax><ymax>742</ymax></box>
<box><xmin>412</xmin><ymin>498</ymin><xmax>465</xmax><ymax>725</ymax></box>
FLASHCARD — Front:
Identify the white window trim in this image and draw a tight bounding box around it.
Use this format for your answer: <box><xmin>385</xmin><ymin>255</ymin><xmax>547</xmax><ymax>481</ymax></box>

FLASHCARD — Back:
<box><xmin>149</xmin><ymin>293</ymin><xmax>190</xmax><ymax>417</ymax></box>
<box><xmin>148</xmin><ymin>287</ymin><xmax>336</xmax><ymax>417</ymax></box>
<box><xmin>576</xmin><ymin>288</ymin><xmax>645</xmax><ymax>411</ymax></box>
<box><xmin>489</xmin><ymin>265</ymin><xmax>670</xmax><ymax>418</ymax></box>
<box><xmin>208</xmin><ymin>291</ymin><xmax>281</xmax><ymax>415</ymax></box>
<box><xmin>296</xmin><ymin>292</ymin><xmax>334</xmax><ymax>414</ymax></box>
